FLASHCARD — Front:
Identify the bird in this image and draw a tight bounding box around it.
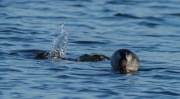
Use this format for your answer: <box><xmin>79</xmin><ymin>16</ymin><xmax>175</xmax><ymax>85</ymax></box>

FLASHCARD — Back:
<box><xmin>110</xmin><ymin>49</ymin><xmax>140</xmax><ymax>74</ymax></box>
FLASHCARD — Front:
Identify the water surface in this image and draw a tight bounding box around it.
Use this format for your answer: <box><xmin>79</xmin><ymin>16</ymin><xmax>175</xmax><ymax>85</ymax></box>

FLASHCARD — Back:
<box><xmin>1</xmin><ymin>0</ymin><xmax>180</xmax><ymax>98</ymax></box>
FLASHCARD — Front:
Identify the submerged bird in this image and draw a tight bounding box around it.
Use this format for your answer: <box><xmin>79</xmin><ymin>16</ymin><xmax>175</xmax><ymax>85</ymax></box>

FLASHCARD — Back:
<box><xmin>35</xmin><ymin>49</ymin><xmax>140</xmax><ymax>74</ymax></box>
<box><xmin>110</xmin><ymin>49</ymin><xmax>140</xmax><ymax>73</ymax></box>
<box><xmin>35</xmin><ymin>24</ymin><xmax>140</xmax><ymax>74</ymax></box>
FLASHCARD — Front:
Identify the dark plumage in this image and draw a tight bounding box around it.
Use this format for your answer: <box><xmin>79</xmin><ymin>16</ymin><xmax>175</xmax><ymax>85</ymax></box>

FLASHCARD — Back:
<box><xmin>110</xmin><ymin>49</ymin><xmax>140</xmax><ymax>73</ymax></box>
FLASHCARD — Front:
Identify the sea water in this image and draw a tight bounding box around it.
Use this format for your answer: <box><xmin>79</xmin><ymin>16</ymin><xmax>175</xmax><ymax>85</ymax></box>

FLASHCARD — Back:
<box><xmin>1</xmin><ymin>0</ymin><xmax>180</xmax><ymax>99</ymax></box>
<box><xmin>49</xmin><ymin>24</ymin><xmax>68</xmax><ymax>59</ymax></box>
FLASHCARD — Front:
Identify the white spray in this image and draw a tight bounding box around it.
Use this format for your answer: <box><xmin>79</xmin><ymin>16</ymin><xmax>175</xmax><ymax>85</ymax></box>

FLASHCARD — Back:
<box><xmin>49</xmin><ymin>23</ymin><xmax>68</xmax><ymax>59</ymax></box>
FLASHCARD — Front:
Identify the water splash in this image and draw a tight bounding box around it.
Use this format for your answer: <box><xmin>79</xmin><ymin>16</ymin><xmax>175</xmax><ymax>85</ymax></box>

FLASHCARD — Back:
<box><xmin>49</xmin><ymin>24</ymin><xmax>68</xmax><ymax>59</ymax></box>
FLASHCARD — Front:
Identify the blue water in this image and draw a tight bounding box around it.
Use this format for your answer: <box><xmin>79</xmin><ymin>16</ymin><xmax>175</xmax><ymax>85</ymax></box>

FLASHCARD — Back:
<box><xmin>1</xmin><ymin>0</ymin><xmax>180</xmax><ymax>98</ymax></box>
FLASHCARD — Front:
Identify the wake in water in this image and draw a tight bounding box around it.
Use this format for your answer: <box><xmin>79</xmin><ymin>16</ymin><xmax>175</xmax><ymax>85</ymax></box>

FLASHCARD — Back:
<box><xmin>48</xmin><ymin>23</ymin><xmax>68</xmax><ymax>59</ymax></box>
<box><xmin>35</xmin><ymin>23</ymin><xmax>109</xmax><ymax>61</ymax></box>
<box><xmin>34</xmin><ymin>24</ymin><xmax>139</xmax><ymax>74</ymax></box>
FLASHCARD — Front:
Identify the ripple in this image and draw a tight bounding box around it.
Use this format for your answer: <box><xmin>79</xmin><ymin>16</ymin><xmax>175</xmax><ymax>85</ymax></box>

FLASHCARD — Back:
<box><xmin>164</xmin><ymin>13</ymin><xmax>180</xmax><ymax>17</ymax></box>
<box><xmin>165</xmin><ymin>70</ymin><xmax>180</xmax><ymax>74</ymax></box>
<box><xmin>114</xmin><ymin>13</ymin><xmax>139</xmax><ymax>19</ymax></box>
<box><xmin>152</xmin><ymin>73</ymin><xmax>180</xmax><ymax>80</ymax></box>
<box><xmin>71</xmin><ymin>4</ymin><xmax>84</xmax><ymax>7</ymax></box>
<box><xmin>142</xmin><ymin>16</ymin><xmax>164</xmax><ymax>21</ymax></box>
<box><xmin>0</xmin><ymin>27</ymin><xmax>32</xmax><ymax>35</ymax></box>
<box><xmin>48</xmin><ymin>68</ymin><xmax>66</xmax><ymax>72</ymax></box>
<box><xmin>0</xmin><ymin>68</ymin><xmax>22</xmax><ymax>73</ymax></box>
<box><xmin>139</xmin><ymin>67</ymin><xmax>166</xmax><ymax>72</ymax></box>
<box><xmin>138</xmin><ymin>21</ymin><xmax>159</xmax><ymax>28</ymax></box>
<box><xmin>144</xmin><ymin>90</ymin><xmax>180</xmax><ymax>96</ymax></box>
<box><xmin>140</xmin><ymin>34</ymin><xmax>164</xmax><ymax>37</ymax></box>
<box><xmin>30</xmin><ymin>84</ymin><xmax>51</xmax><ymax>90</ymax></box>
<box><xmin>55</xmin><ymin>74</ymin><xmax>72</xmax><ymax>79</ymax></box>
<box><xmin>72</xmin><ymin>41</ymin><xmax>107</xmax><ymax>44</ymax></box>
<box><xmin>106</xmin><ymin>0</ymin><xmax>140</xmax><ymax>5</ymax></box>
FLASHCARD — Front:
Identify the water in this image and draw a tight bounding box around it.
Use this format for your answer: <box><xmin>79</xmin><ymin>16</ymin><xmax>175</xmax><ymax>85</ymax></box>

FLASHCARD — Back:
<box><xmin>49</xmin><ymin>23</ymin><xmax>68</xmax><ymax>59</ymax></box>
<box><xmin>1</xmin><ymin>0</ymin><xmax>180</xmax><ymax>98</ymax></box>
